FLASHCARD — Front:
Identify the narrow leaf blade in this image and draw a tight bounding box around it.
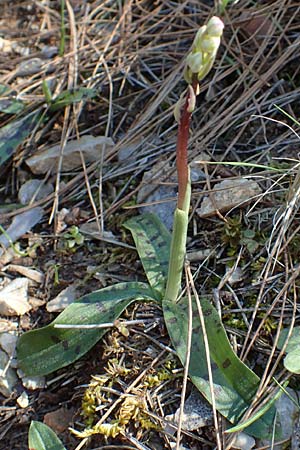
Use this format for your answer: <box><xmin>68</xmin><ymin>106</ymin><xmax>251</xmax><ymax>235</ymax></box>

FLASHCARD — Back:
<box><xmin>0</xmin><ymin>84</ymin><xmax>24</xmax><ymax>114</ymax></box>
<box><xmin>124</xmin><ymin>213</ymin><xmax>171</xmax><ymax>297</ymax></box>
<box><xmin>28</xmin><ymin>421</ymin><xmax>66</xmax><ymax>450</ymax></box>
<box><xmin>50</xmin><ymin>87</ymin><xmax>97</xmax><ymax>111</ymax></box>
<box><xmin>0</xmin><ymin>109</ymin><xmax>41</xmax><ymax>166</ymax></box>
<box><xmin>163</xmin><ymin>297</ymin><xmax>276</xmax><ymax>439</ymax></box>
<box><xmin>17</xmin><ymin>282</ymin><xmax>155</xmax><ymax>376</ymax></box>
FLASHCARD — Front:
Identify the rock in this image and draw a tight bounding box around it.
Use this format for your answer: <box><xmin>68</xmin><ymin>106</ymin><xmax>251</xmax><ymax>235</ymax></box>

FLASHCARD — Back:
<box><xmin>137</xmin><ymin>160</ymin><xmax>177</xmax><ymax>231</ymax></box>
<box><xmin>46</xmin><ymin>284</ymin><xmax>78</xmax><ymax>312</ymax></box>
<box><xmin>0</xmin><ymin>207</ymin><xmax>44</xmax><ymax>257</ymax></box>
<box><xmin>292</xmin><ymin>414</ymin><xmax>300</xmax><ymax>449</ymax></box>
<box><xmin>190</xmin><ymin>151</ymin><xmax>210</xmax><ymax>181</ymax></box>
<box><xmin>232</xmin><ymin>431</ymin><xmax>255</xmax><ymax>449</ymax></box>
<box><xmin>20</xmin><ymin>374</ymin><xmax>46</xmax><ymax>390</ymax></box>
<box><xmin>259</xmin><ymin>388</ymin><xmax>300</xmax><ymax>449</ymax></box>
<box><xmin>26</xmin><ymin>135</ymin><xmax>114</xmax><ymax>174</ymax></box>
<box><xmin>0</xmin><ymin>332</ymin><xmax>18</xmax><ymax>356</ymax></box>
<box><xmin>0</xmin><ymin>278</ymin><xmax>31</xmax><ymax>316</ymax></box>
<box><xmin>0</xmin><ymin>37</ymin><xmax>29</xmax><ymax>56</ymax></box>
<box><xmin>5</xmin><ymin>264</ymin><xmax>44</xmax><ymax>284</ymax></box>
<box><xmin>226</xmin><ymin>266</ymin><xmax>243</xmax><ymax>285</ymax></box>
<box><xmin>0</xmin><ymin>319</ymin><xmax>18</xmax><ymax>333</ymax></box>
<box><xmin>197</xmin><ymin>178</ymin><xmax>262</xmax><ymax>218</ymax></box>
<box><xmin>16</xmin><ymin>58</ymin><xmax>44</xmax><ymax>76</ymax></box>
<box><xmin>165</xmin><ymin>389</ymin><xmax>213</xmax><ymax>432</ymax></box>
<box><xmin>18</xmin><ymin>179</ymin><xmax>53</xmax><ymax>205</ymax></box>
<box><xmin>41</xmin><ymin>45</ymin><xmax>58</xmax><ymax>59</ymax></box>
<box><xmin>275</xmin><ymin>389</ymin><xmax>299</xmax><ymax>448</ymax></box>
<box><xmin>118</xmin><ymin>138</ymin><xmax>143</xmax><ymax>162</ymax></box>
<box><xmin>0</xmin><ymin>349</ymin><xmax>18</xmax><ymax>397</ymax></box>
<box><xmin>17</xmin><ymin>391</ymin><xmax>29</xmax><ymax>408</ymax></box>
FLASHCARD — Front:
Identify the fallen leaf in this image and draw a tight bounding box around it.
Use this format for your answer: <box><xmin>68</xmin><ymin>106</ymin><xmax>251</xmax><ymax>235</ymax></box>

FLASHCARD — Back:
<box><xmin>44</xmin><ymin>407</ymin><xmax>74</xmax><ymax>434</ymax></box>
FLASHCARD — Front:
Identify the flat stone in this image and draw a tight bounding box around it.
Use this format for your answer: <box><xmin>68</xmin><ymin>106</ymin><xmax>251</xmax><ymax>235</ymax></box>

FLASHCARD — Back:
<box><xmin>197</xmin><ymin>178</ymin><xmax>262</xmax><ymax>218</ymax></box>
<box><xmin>0</xmin><ymin>332</ymin><xmax>18</xmax><ymax>356</ymax></box>
<box><xmin>0</xmin><ymin>278</ymin><xmax>31</xmax><ymax>316</ymax></box>
<box><xmin>0</xmin><ymin>349</ymin><xmax>17</xmax><ymax>397</ymax></box>
<box><xmin>165</xmin><ymin>389</ymin><xmax>213</xmax><ymax>432</ymax></box>
<box><xmin>26</xmin><ymin>135</ymin><xmax>114</xmax><ymax>174</ymax></box>
<box><xmin>18</xmin><ymin>179</ymin><xmax>53</xmax><ymax>205</ymax></box>
<box><xmin>46</xmin><ymin>284</ymin><xmax>78</xmax><ymax>312</ymax></box>
<box><xmin>137</xmin><ymin>160</ymin><xmax>177</xmax><ymax>231</ymax></box>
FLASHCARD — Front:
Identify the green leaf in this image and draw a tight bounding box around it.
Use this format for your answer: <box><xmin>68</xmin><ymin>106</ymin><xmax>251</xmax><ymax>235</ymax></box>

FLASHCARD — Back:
<box><xmin>278</xmin><ymin>327</ymin><xmax>300</xmax><ymax>373</ymax></box>
<box><xmin>28</xmin><ymin>421</ymin><xmax>66</xmax><ymax>450</ymax></box>
<box><xmin>0</xmin><ymin>84</ymin><xmax>24</xmax><ymax>114</ymax></box>
<box><xmin>163</xmin><ymin>296</ymin><xmax>277</xmax><ymax>439</ymax></box>
<box><xmin>49</xmin><ymin>88</ymin><xmax>97</xmax><ymax>111</ymax></box>
<box><xmin>226</xmin><ymin>381</ymin><xmax>288</xmax><ymax>433</ymax></box>
<box><xmin>124</xmin><ymin>213</ymin><xmax>171</xmax><ymax>299</ymax></box>
<box><xmin>283</xmin><ymin>350</ymin><xmax>300</xmax><ymax>374</ymax></box>
<box><xmin>0</xmin><ymin>109</ymin><xmax>41</xmax><ymax>167</ymax></box>
<box><xmin>17</xmin><ymin>282</ymin><xmax>156</xmax><ymax>376</ymax></box>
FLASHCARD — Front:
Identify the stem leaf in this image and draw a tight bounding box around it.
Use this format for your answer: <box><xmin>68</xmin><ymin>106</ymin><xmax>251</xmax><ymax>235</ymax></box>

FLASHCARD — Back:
<box><xmin>124</xmin><ymin>213</ymin><xmax>171</xmax><ymax>299</ymax></box>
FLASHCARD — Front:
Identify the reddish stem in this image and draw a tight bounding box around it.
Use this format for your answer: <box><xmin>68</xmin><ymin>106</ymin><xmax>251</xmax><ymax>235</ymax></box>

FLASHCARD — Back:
<box><xmin>176</xmin><ymin>77</ymin><xmax>198</xmax><ymax>210</ymax></box>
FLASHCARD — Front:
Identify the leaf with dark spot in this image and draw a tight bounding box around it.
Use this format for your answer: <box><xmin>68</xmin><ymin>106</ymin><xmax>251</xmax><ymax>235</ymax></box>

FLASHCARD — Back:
<box><xmin>163</xmin><ymin>296</ymin><xmax>277</xmax><ymax>439</ymax></box>
<box><xmin>17</xmin><ymin>282</ymin><xmax>156</xmax><ymax>376</ymax></box>
<box><xmin>124</xmin><ymin>213</ymin><xmax>171</xmax><ymax>299</ymax></box>
<box><xmin>0</xmin><ymin>109</ymin><xmax>42</xmax><ymax>167</ymax></box>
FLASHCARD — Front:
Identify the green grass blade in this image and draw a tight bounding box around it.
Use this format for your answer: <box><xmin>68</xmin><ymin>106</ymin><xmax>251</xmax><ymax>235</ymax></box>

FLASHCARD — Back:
<box><xmin>49</xmin><ymin>88</ymin><xmax>97</xmax><ymax>111</ymax></box>
<box><xmin>0</xmin><ymin>109</ymin><xmax>41</xmax><ymax>167</ymax></box>
<box><xmin>17</xmin><ymin>282</ymin><xmax>156</xmax><ymax>376</ymax></box>
<box><xmin>197</xmin><ymin>160</ymin><xmax>283</xmax><ymax>172</ymax></box>
<box><xmin>226</xmin><ymin>381</ymin><xmax>288</xmax><ymax>433</ymax></box>
<box><xmin>29</xmin><ymin>421</ymin><xmax>66</xmax><ymax>450</ymax></box>
<box><xmin>163</xmin><ymin>296</ymin><xmax>277</xmax><ymax>439</ymax></box>
<box><xmin>275</xmin><ymin>104</ymin><xmax>300</xmax><ymax>127</ymax></box>
<box><xmin>124</xmin><ymin>213</ymin><xmax>171</xmax><ymax>298</ymax></box>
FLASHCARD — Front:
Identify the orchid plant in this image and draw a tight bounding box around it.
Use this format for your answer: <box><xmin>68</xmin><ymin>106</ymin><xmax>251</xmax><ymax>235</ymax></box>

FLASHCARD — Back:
<box><xmin>19</xmin><ymin>17</ymin><xmax>280</xmax><ymax>446</ymax></box>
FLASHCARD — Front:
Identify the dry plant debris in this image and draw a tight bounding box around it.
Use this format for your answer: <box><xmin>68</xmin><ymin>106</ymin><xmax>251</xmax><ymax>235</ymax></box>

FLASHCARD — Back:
<box><xmin>0</xmin><ymin>1</ymin><xmax>300</xmax><ymax>449</ymax></box>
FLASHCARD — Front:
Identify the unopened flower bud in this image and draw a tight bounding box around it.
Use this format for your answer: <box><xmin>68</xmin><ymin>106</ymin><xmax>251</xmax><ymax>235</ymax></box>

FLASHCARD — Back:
<box><xmin>186</xmin><ymin>52</ymin><xmax>203</xmax><ymax>73</ymax></box>
<box><xmin>193</xmin><ymin>25</ymin><xmax>207</xmax><ymax>50</ymax></box>
<box><xmin>183</xmin><ymin>16</ymin><xmax>224</xmax><ymax>84</ymax></box>
<box><xmin>200</xmin><ymin>36</ymin><xmax>221</xmax><ymax>55</ymax></box>
<box><xmin>206</xmin><ymin>16</ymin><xmax>224</xmax><ymax>37</ymax></box>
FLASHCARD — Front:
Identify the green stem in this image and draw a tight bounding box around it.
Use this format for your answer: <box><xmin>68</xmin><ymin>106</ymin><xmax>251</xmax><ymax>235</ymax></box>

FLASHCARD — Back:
<box><xmin>165</xmin><ymin>78</ymin><xmax>198</xmax><ymax>302</ymax></box>
<box><xmin>164</xmin><ymin>181</ymin><xmax>191</xmax><ymax>302</ymax></box>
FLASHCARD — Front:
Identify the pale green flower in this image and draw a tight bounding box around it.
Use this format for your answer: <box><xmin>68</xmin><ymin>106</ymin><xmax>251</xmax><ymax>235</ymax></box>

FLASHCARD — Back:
<box><xmin>184</xmin><ymin>16</ymin><xmax>224</xmax><ymax>83</ymax></box>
